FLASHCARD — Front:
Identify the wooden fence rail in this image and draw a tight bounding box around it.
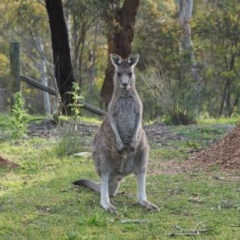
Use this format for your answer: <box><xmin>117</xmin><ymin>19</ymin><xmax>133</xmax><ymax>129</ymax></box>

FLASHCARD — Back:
<box><xmin>21</xmin><ymin>76</ymin><xmax>106</xmax><ymax>116</ymax></box>
<box><xmin>10</xmin><ymin>42</ymin><xmax>106</xmax><ymax>116</ymax></box>
<box><xmin>21</xmin><ymin>75</ymin><xmax>57</xmax><ymax>96</ymax></box>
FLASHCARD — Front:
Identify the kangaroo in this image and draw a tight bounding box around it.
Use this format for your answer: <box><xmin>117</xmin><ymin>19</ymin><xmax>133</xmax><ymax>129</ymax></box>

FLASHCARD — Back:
<box><xmin>73</xmin><ymin>54</ymin><xmax>159</xmax><ymax>213</ymax></box>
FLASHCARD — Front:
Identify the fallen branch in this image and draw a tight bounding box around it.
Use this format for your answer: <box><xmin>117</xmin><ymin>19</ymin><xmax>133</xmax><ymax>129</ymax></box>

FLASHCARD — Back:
<box><xmin>120</xmin><ymin>219</ymin><xmax>151</xmax><ymax>224</ymax></box>
<box><xmin>168</xmin><ymin>225</ymin><xmax>211</xmax><ymax>237</ymax></box>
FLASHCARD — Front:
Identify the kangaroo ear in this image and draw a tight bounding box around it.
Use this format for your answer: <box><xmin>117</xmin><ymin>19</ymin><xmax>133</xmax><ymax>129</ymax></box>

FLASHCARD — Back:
<box><xmin>110</xmin><ymin>54</ymin><xmax>123</xmax><ymax>67</ymax></box>
<box><xmin>127</xmin><ymin>54</ymin><xmax>139</xmax><ymax>67</ymax></box>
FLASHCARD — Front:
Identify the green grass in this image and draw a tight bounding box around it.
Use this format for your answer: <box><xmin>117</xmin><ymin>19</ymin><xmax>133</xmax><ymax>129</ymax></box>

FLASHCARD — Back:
<box><xmin>149</xmin><ymin>123</ymin><xmax>235</xmax><ymax>162</ymax></box>
<box><xmin>0</xmin><ymin>115</ymin><xmax>240</xmax><ymax>239</ymax></box>
<box><xmin>197</xmin><ymin>115</ymin><xmax>240</xmax><ymax>125</ymax></box>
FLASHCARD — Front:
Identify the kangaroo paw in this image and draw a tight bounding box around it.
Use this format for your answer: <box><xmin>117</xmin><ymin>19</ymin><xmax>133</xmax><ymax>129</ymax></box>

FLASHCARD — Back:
<box><xmin>116</xmin><ymin>141</ymin><xmax>125</xmax><ymax>153</ymax></box>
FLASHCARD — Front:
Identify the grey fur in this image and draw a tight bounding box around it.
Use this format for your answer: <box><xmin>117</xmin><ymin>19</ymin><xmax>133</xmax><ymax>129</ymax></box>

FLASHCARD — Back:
<box><xmin>75</xmin><ymin>54</ymin><xmax>159</xmax><ymax>213</ymax></box>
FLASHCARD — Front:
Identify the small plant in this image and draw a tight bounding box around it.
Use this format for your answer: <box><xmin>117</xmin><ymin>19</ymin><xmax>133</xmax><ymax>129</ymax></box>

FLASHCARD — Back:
<box><xmin>11</xmin><ymin>91</ymin><xmax>29</xmax><ymax>138</ymax></box>
<box><xmin>65</xmin><ymin>231</ymin><xmax>78</xmax><ymax>240</ymax></box>
<box><xmin>54</xmin><ymin>122</ymin><xmax>87</xmax><ymax>157</ymax></box>
<box><xmin>67</xmin><ymin>82</ymin><xmax>84</xmax><ymax>119</ymax></box>
<box><xmin>55</xmin><ymin>83</ymin><xmax>86</xmax><ymax>157</ymax></box>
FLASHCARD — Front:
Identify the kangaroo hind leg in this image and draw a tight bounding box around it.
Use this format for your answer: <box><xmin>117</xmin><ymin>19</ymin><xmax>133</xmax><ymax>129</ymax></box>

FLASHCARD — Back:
<box><xmin>100</xmin><ymin>173</ymin><xmax>117</xmax><ymax>213</ymax></box>
<box><xmin>135</xmin><ymin>148</ymin><xmax>160</xmax><ymax>212</ymax></box>
<box><xmin>137</xmin><ymin>171</ymin><xmax>159</xmax><ymax>211</ymax></box>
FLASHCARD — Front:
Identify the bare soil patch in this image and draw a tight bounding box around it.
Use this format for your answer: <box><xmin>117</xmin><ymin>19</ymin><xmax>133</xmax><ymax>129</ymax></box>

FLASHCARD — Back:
<box><xmin>0</xmin><ymin>155</ymin><xmax>20</xmax><ymax>169</ymax></box>
<box><xmin>27</xmin><ymin>119</ymin><xmax>98</xmax><ymax>138</ymax></box>
<box><xmin>148</xmin><ymin>159</ymin><xmax>189</xmax><ymax>175</ymax></box>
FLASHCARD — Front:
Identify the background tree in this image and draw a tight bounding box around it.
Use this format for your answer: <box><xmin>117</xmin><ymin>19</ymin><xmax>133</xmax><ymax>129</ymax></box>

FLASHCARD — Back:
<box><xmin>45</xmin><ymin>0</ymin><xmax>74</xmax><ymax>114</ymax></box>
<box><xmin>179</xmin><ymin>0</ymin><xmax>194</xmax><ymax>62</ymax></box>
<box><xmin>1</xmin><ymin>0</ymin><xmax>240</xmax><ymax>122</ymax></box>
<box><xmin>0</xmin><ymin>0</ymin><xmax>53</xmax><ymax>114</ymax></box>
<box><xmin>65</xmin><ymin>0</ymin><xmax>101</xmax><ymax>90</ymax></box>
<box><xmin>194</xmin><ymin>0</ymin><xmax>240</xmax><ymax>117</ymax></box>
<box><xmin>135</xmin><ymin>0</ymin><xmax>198</xmax><ymax>124</ymax></box>
<box><xmin>100</xmin><ymin>0</ymin><xmax>140</xmax><ymax>107</ymax></box>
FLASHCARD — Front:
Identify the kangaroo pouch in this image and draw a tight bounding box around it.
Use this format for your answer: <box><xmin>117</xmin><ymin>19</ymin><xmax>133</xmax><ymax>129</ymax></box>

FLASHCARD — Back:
<box><xmin>116</xmin><ymin>97</ymin><xmax>137</xmax><ymax>144</ymax></box>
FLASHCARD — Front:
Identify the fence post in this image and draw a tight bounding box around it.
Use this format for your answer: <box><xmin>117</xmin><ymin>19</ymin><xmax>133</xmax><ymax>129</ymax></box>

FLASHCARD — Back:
<box><xmin>10</xmin><ymin>42</ymin><xmax>21</xmax><ymax>93</ymax></box>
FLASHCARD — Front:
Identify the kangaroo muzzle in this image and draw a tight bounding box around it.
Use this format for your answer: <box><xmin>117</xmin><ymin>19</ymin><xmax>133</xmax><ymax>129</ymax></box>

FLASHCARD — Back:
<box><xmin>120</xmin><ymin>75</ymin><xmax>130</xmax><ymax>89</ymax></box>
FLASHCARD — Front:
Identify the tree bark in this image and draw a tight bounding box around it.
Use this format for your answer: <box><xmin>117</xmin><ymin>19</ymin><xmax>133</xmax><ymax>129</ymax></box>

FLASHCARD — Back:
<box><xmin>178</xmin><ymin>0</ymin><xmax>202</xmax><ymax>116</ymax></box>
<box><xmin>36</xmin><ymin>37</ymin><xmax>51</xmax><ymax>115</ymax></box>
<box><xmin>45</xmin><ymin>0</ymin><xmax>74</xmax><ymax>114</ymax></box>
<box><xmin>179</xmin><ymin>0</ymin><xmax>194</xmax><ymax>62</ymax></box>
<box><xmin>101</xmin><ymin>0</ymin><xmax>140</xmax><ymax>107</ymax></box>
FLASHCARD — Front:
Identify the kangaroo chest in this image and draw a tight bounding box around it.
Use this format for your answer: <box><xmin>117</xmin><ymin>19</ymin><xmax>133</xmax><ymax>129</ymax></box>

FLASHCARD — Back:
<box><xmin>116</xmin><ymin>96</ymin><xmax>137</xmax><ymax>144</ymax></box>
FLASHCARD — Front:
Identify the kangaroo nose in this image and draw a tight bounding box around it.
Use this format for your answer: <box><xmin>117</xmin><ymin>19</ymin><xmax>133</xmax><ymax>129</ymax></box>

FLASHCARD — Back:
<box><xmin>122</xmin><ymin>83</ymin><xmax>128</xmax><ymax>87</ymax></box>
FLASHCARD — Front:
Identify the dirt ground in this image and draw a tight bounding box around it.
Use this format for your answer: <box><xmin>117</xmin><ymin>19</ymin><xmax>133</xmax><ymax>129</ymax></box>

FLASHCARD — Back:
<box><xmin>0</xmin><ymin>155</ymin><xmax>20</xmax><ymax>169</ymax></box>
<box><xmin>2</xmin><ymin>119</ymin><xmax>238</xmax><ymax>173</ymax></box>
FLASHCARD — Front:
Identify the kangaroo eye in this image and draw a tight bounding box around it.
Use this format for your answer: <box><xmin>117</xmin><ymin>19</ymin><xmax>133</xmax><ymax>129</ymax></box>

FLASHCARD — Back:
<box><xmin>117</xmin><ymin>72</ymin><xmax>121</xmax><ymax>77</ymax></box>
<box><xmin>128</xmin><ymin>72</ymin><xmax>132</xmax><ymax>77</ymax></box>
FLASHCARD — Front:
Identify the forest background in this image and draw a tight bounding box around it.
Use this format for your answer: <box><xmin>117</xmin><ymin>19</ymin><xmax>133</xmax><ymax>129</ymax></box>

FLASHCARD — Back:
<box><xmin>0</xmin><ymin>0</ymin><xmax>240</xmax><ymax>124</ymax></box>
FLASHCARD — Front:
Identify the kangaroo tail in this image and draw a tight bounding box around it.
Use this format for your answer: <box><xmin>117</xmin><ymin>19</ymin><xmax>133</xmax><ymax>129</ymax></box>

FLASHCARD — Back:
<box><xmin>73</xmin><ymin>179</ymin><xmax>100</xmax><ymax>193</ymax></box>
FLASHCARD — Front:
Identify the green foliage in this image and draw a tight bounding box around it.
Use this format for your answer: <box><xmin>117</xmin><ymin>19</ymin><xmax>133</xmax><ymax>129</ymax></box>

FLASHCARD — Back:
<box><xmin>54</xmin><ymin>120</ymin><xmax>90</xmax><ymax>157</ymax></box>
<box><xmin>0</xmin><ymin>53</ymin><xmax>9</xmax><ymax>77</ymax></box>
<box><xmin>198</xmin><ymin>115</ymin><xmax>240</xmax><ymax>125</ymax></box>
<box><xmin>139</xmin><ymin>54</ymin><xmax>199</xmax><ymax>124</ymax></box>
<box><xmin>193</xmin><ymin>0</ymin><xmax>240</xmax><ymax>117</ymax></box>
<box><xmin>67</xmin><ymin>82</ymin><xmax>84</xmax><ymax>119</ymax></box>
<box><xmin>135</xmin><ymin>1</ymin><xmax>200</xmax><ymax>124</ymax></box>
<box><xmin>81</xmin><ymin>210</ymin><xmax>108</xmax><ymax>227</ymax></box>
<box><xmin>162</xmin><ymin>112</ymin><xmax>196</xmax><ymax>126</ymax></box>
<box><xmin>15</xmin><ymin>0</ymin><xmax>48</xmax><ymax>32</ymax></box>
<box><xmin>2</xmin><ymin>0</ymin><xmax>240</xmax><ymax>121</ymax></box>
<box><xmin>55</xmin><ymin>128</ymin><xmax>80</xmax><ymax>157</ymax></box>
<box><xmin>11</xmin><ymin>92</ymin><xmax>29</xmax><ymax>138</ymax></box>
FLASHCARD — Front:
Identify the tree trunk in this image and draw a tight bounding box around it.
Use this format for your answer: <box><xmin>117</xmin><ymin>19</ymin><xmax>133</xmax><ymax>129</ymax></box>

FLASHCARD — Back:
<box><xmin>101</xmin><ymin>0</ymin><xmax>140</xmax><ymax>107</ymax></box>
<box><xmin>45</xmin><ymin>0</ymin><xmax>74</xmax><ymax>114</ymax></box>
<box><xmin>36</xmin><ymin>37</ymin><xmax>51</xmax><ymax>115</ymax></box>
<box><xmin>178</xmin><ymin>0</ymin><xmax>202</xmax><ymax>116</ymax></box>
<box><xmin>179</xmin><ymin>0</ymin><xmax>194</xmax><ymax>62</ymax></box>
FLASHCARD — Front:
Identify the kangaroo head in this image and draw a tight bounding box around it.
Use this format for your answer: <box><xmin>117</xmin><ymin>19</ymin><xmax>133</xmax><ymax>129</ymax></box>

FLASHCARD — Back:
<box><xmin>110</xmin><ymin>54</ymin><xmax>139</xmax><ymax>90</ymax></box>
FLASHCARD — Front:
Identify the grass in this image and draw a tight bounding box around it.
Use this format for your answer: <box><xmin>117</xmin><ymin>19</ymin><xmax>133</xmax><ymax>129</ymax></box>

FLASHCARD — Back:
<box><xmin>197</xmin><ymin>115</ymin><xmax>240</xmax><ymax>125</ymax></box>
<box><xmin>149</xmin><ymin>123</ymin><xmax>235</xmax><ymax>162</ymax></box>
<box><xmin>0</xmin><ymin>115</ymin><xmax>240</xmax><ymax>239</ymax></box>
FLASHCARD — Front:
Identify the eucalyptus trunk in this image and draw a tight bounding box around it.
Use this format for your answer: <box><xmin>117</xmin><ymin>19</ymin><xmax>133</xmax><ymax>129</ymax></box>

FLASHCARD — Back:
<box><xmin>179</xmin><ymin>0</ymin><xmax>194</xmax><ymax>62</ymax></box>
<box><xmin>179</xmin><ymin>0</ymin><xmax>201</xmax><ymax>116</ymax></box>
<box><xmin>101</xmin><ymin>0</ymin><xmax>140</xmax><ymax>107</ymax></box>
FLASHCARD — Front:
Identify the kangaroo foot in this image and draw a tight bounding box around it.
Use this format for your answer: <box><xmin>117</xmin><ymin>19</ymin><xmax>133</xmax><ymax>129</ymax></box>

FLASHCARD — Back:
<box><xmin>101</xmin><ymin>201</ymin><xmax>117</xmax><ymax>214</ymax></box>
<box><xmin>139</xmin><ymin>200</ymin><xmax>160</xmax><ymax>212</ymax></box>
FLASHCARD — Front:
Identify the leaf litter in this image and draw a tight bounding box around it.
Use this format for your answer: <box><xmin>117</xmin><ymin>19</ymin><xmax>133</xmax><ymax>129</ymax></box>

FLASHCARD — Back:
<box><xmin>190</xmin><ymin>124</ymin><xmax>240</xmax><ymax>171</ymax></box>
